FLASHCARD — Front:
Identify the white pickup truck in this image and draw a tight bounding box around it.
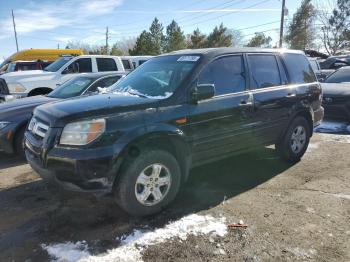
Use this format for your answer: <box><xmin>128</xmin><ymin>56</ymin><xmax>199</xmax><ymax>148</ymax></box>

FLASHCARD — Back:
<box><xmin>0</xmin><ymin>55</ymin><xmax>127</xmax><ymax>101</ymax></box>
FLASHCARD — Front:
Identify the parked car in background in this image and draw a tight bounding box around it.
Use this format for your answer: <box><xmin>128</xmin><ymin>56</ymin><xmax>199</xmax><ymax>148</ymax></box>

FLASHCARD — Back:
<box><xmin>0</xmin><ymin>60</ymin><xmax>52</xmax><ymax>75</ymax></box>
<box><xmin>24</xmin><ymin>48</ymin><xmax>323</xmax><ymax>216</ymax></box>
<box><xmin>0</xmin><ymin>55</ymin><xmax>126</xmax><ymax>102</ymax></box>
<box><xmin>122</xmin><ymin>56</ymin><xmax>154</xmax><ymax>68</ymax></box>
<box><xmin>0</xmin><ymin>72</ymin><xmax>125</xmax><ymax>156</ymax></box>
<box><xmin>320</xmin><ymin>56</ymin><xmax>350</xmax><ymax>70</ymax></box>
<box><xmin>0</xmin><ymin>49</ymin><xmax>83</xmax><ymax>74</ymax></box>
<box><xmin>308</xmin><ymin>57</ymin><xmax>335</xmax><ymax>82</ymax></box>
<box><xmin>321</xmin><ymin>66</ymin><xmax>350</xmax><ymax>120</ymax></box>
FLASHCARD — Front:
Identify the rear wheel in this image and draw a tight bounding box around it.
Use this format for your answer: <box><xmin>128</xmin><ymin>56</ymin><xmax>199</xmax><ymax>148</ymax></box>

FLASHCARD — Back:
<box><xmin>114</xmin><ymin>149</ymin><xmax>181</xmax><ymax>216</ymax></box>
<box><xmin>276</xmin><ymin>116</ymin><xmax>311</xmax><ymax>163</ymax></box>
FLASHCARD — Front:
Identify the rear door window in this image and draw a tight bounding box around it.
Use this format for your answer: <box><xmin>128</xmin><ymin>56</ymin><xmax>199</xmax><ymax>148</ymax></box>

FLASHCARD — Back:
<box><xmin>96</xmin><ymin>58</ymin><xmax>118</xmax><ymax>72</ymax></box>
<box><xmin>282</xmin><ymin>53</ymin><xmax>316</xmax><ymax>84</ymax></box>
<box><xmin>248</xmin><ymin>54</ymin><xmax>282</xmax><ymax>89</ymax></box>
<box><xmin>66</xmin><ymin>58</ymin><xmax>92</xmax><ymax>73</ymax></box>
<box><xmin>198</xmin><ymin>55</ymin><xmax>246</xmax><ymax>95</ymax></box>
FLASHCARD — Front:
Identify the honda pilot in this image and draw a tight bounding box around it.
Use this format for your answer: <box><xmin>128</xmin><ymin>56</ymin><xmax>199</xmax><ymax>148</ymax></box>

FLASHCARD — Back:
<box><xmin>24</xmin><ymin>48</ymin><xmax>324</xmax><ymax>216</ymax></box>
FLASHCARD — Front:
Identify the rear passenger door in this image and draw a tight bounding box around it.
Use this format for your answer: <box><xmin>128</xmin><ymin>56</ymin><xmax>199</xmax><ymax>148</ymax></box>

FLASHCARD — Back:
<box><xmin>188</xmin><ymin>54</ymin><xmax>255</xmax><ymax>164</ymax></box>
<box><xmin>247</xmin><ymin>53</ymin><xmax>295</xmax><ymax>145</ymax></box>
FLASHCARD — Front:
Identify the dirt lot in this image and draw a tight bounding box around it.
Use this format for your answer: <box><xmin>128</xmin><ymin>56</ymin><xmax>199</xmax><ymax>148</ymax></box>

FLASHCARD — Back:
<box><xmin>0</xmin><ymin>122</ymin><xmax>349</xmax><ymax>262</ymax></box>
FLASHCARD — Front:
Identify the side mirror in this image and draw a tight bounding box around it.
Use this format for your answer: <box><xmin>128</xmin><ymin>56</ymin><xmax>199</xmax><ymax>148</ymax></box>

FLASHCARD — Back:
<box><xmin>191</xmin><ymin>84</ymin><xmax>215</xmax><ymax>102</ymax></box>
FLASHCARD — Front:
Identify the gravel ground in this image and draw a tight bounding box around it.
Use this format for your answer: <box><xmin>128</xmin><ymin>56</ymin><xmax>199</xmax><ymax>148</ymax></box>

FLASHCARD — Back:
<box><xmin>0</xmin><ymin>129</ymin><xmax>349</xmax><ymax>261</ymax></box>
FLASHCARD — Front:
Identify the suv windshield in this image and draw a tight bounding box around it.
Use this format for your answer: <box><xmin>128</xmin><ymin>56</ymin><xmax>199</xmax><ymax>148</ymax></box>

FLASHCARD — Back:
<box><xmin>47</xmin><ymin>76</ymin><xmax>94</xmax><ymax>98</ymax></box>
<box><xmin>110</xmin><ymin>55</ymin><xmax>200</xmax><ymax>98</ymax></box>
<box><xmin>44</xmin><ymin>57</ymin><xmax>72</xmax><ymax>72</ymax></box>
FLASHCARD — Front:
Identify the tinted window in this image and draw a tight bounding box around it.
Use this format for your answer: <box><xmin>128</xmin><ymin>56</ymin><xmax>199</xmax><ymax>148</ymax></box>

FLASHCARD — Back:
<box><xmin>17</xmin><ymin>63</ymin><xmax>37</xmax><ymax>71</ymax></box>
<box><xmin>325</xmin><ymin>68</ymin><xmax>350</xmax><ymax>83</ymax></box>
<box><xmin>248</xmin><ymin>55</ymin><xmax>281</xmax><ymax>89</ymax></box>
<box><xmin>97</xmin><ymin>58</ymin><xmax>118</xmax><ymax>71</ymax></box>
<box><xmin>67</xmin><ymin>58</ymin><xmax>92</xmax><ymax>73</ymax></box>
<box><xmin>283</xmin><ymin>53</ymin><xmax>316</xmax><ymax>84</ymax></box>
<box><xmin>89</xmin><ymin>76</ymin><xmax>121</xmax><ymax>92</ymax></box>
<box><xmin>198</xmin><ymin>55</ymin><xmax>246</xmax><ymax>95</ymax></box>
<box><xmin>122</xmin><ymin>59</ymin><xmax>132</xmax><ymax>70</ymax></box>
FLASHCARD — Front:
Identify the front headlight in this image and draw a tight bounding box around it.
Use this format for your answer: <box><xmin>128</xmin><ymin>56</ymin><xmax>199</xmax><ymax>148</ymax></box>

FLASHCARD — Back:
<box><xmin>0</xmin><ymin>121</ymin><xmax>10</xmax><ymax>130</ymax></box>
<box><xmin>60</xmin><ymin>119</ymin><xmax>106</xmax><ymax>146</ymax></box>
<box><xmin>7</xmin><ymin>83</ymin><xmax>26</xmax><ymax>93</ymax></box>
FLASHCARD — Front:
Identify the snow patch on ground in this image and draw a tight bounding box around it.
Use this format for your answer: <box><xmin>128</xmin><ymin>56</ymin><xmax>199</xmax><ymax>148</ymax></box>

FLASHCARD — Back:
<box><xmin>318</xmin><ymin>133</ymin><xmax>350</xmax><ymax>144</ymax></box>
<box><xmin>42</xmin><ymin>214</ymin><xmax>227</xmax><ymax>262</ymax></box>
<box><xmin>286</xmin><ymin>247</ymin><xmax>317</xmax><ymax>259</ymax></box>
<box><xmin>41</xmin><ymin>241</ymin><xmax>90</xmax><ymax>261</ymax></box>
<box><xmin>328</xmin><ymin>193</ymin><xmax>350</xmax><ymax>200</ymax></box>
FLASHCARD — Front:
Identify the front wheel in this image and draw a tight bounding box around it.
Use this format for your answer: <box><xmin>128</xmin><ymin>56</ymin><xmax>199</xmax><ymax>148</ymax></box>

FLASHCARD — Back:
<box><xmin>276</xmin><ymin>116</ymin><xmax>311</xmax><ymax>163</ymax></box>
<box><xmin>114</xmin><ymin>149</ymin><xmax>181</xmax><ymax>216</ymax></box>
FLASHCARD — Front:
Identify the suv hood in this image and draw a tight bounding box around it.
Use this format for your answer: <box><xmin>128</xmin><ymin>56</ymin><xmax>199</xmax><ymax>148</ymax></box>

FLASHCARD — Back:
<box><xmin>321</xmin><ymin>83</ymin><xmax>350</xmax><ymax>96</ymax></box>
<box><xmin>1</xmin><ymin>70</ymin><xmax>55</xmax><ymax>83</ymax></box>
<box><xmin>34</xmin><ymin>93</ymin><xmax>158</xmax><ymax>127</ymax></box>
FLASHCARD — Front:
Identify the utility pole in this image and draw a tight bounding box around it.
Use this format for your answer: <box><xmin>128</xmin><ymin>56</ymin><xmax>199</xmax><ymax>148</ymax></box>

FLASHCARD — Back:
<box><xmin>279</xmin><ymin>0</ymin><xmax>286</xmax><ymax>48</ymax></box>
<box><xmin>12</xmin><ymin>9</ymin><xmax>19</xmax><ymax>52</ymax></box>
<box><xmin>105</xmin><ymin>26</ymin><xmax>109</xmax><ymax>55</ymax></box>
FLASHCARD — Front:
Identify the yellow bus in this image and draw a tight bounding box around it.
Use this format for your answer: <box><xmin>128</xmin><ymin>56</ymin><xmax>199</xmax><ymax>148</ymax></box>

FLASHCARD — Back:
<box><xmin>0</xmin><ymin>49</ymin><xmax>84</xmax><ymax>72</ymax></box>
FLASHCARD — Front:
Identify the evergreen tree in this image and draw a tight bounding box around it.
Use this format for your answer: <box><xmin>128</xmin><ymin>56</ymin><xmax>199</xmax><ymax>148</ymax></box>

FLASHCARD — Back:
<box><xmin>189</xmin><ymin>28</ymin><xmax>207</xmax><ymax>49</ymax></box>
<box><xmin>165</xmin><ymin>20</ymin><xmax>187</xmax><ymax>52</ymax></box>
<box><xmin>206</xmin><ymin>23</ymin><xmax>232</xmax><ymax>48</ymax></box>
<box><xmin>149</xmin><ymin>18</ymin><xmax>165</xmax><ymax>55</ymax></box>
<box><xmin>129</xmin><ymin>30</ymin><xmax>153</xmax><ymax>55</ymax></box>
<box><xmin>245</xmin><ymin>33</ymin><xmax>272</xmax><ymax>48</ymax></box>
<box><xmin>285</xmin><ymin>0</ymin><xmax>316</xmax><ymax>50</ymax></box>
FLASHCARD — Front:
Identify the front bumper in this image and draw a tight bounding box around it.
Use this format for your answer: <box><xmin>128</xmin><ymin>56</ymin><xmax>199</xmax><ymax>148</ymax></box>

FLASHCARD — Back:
<box><xmin>24</xmin><ymin>130</ymin><xmax>121</xmax><ymax>193</ymax></box>
<box><xmin>322</xmin><ymin>101</ymin><xmax>350</xmax><ymax>121</ymax></box>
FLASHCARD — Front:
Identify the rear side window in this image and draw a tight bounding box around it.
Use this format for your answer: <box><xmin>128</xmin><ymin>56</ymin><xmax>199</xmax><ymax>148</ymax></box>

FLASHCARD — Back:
<box><xmin>198</xmin><ymin>55</ymin><xmax>246</xmax><ymax>95</ymax></box>
<box><xmin>17</xmin><ymin>63</ymin><xmax>37</xmax><ymax>71</ymax></box>
<box><xmin>97</xmin><ymin>58</ymin><xmax>118</xmax><ymax>72</ymax></box>
<box><xmin>248</xmin><ymin>55</ymin><xmax>281</xmax><ymax>89</ymax></box>
<box><xmin>122</xmin><ymin>59</ymin><xmax>132</xmax><ymax>70</ymax></box>
<box><xmin>283</xmin><ymin>54</ymin><xmax>316</xmax><ymax>84</ymax></box>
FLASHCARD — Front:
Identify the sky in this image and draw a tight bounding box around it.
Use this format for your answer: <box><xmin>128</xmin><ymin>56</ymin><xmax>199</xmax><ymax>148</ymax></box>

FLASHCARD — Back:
<box><xmin>0</xmin><ymin>0</ymin><xmax>322</xmax><ymax>60</ymax></box>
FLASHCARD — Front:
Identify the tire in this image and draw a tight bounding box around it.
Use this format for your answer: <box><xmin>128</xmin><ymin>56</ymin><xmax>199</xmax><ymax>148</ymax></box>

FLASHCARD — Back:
<box><xmin>276</xmin><ymin>116</ymin><xmax>311</xmax><ymax>163</ymax></box>
<box><xmin>15</xmin><ymin>127</ymin><xmax>25</xmax><ymax>158</ymax></box>
<box><xmin>114</xmin><ymin>149</ymin><xmax>182</xmax><ymax>217</ymax></box>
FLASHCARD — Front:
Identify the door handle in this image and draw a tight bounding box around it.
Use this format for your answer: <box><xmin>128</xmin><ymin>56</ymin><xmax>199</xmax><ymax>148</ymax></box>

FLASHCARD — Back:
<box><xmin>239</xmin><ymin>100</ymin><xmax>253</xmax><ymax>107</ymax></box>
<box><xmin>285</xmin><ymin>93</ymin><xmax>296</xmax><ymax>98</ymax></box>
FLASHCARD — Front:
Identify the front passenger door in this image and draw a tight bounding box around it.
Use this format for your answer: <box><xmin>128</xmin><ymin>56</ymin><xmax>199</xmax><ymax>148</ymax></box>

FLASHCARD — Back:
<box><xmin>188</xmin><ymin>55</ymin><xmax>255</xmax><ymax>165</ymax></box>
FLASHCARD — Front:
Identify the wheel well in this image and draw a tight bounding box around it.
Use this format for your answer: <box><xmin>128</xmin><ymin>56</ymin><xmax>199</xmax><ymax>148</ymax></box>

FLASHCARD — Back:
<box><xmin>13</xmin><ymin>123</ymin><xmax>27</xmax><ymax>149</ymax></box>
<box><xmin>28</xmin><ymin>87</ymin><xmax>52</xmax><ymax>96</ymax></box>
<box><xmin>116</xmin><ymin>135</ymin><xmax>191</xmax><ymax>185</ymax></box>
<box><xmin>294</xmin><ymin>111</ymin><xmax>313</xmax><ymax>136</ymax></box>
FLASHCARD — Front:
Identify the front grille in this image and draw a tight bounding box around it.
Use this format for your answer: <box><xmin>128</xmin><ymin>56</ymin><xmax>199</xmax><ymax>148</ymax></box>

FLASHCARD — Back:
<box><xmin>28</xmin><ymin>117</ymin><xmax>49</xmax><ymax>139</ymax></box>
<box><xmin>0</xmin><ymin>78</ymin><xmax>9</xmax><ymax>95</ymax></box>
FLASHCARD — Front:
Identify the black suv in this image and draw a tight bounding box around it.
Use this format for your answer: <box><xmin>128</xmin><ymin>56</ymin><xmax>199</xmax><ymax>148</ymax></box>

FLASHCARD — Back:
<box><xmin>25</xmin><ymin>48</ymin><xmax>324</xmax><ymax>216</ymax></box>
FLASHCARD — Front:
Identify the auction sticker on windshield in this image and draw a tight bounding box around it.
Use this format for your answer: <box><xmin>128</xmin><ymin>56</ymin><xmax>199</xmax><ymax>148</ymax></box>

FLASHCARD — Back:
<box><xmin>177</xmin><ymin>56</ymin><xmax>200</xmax><ymax>62</ymax></box>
